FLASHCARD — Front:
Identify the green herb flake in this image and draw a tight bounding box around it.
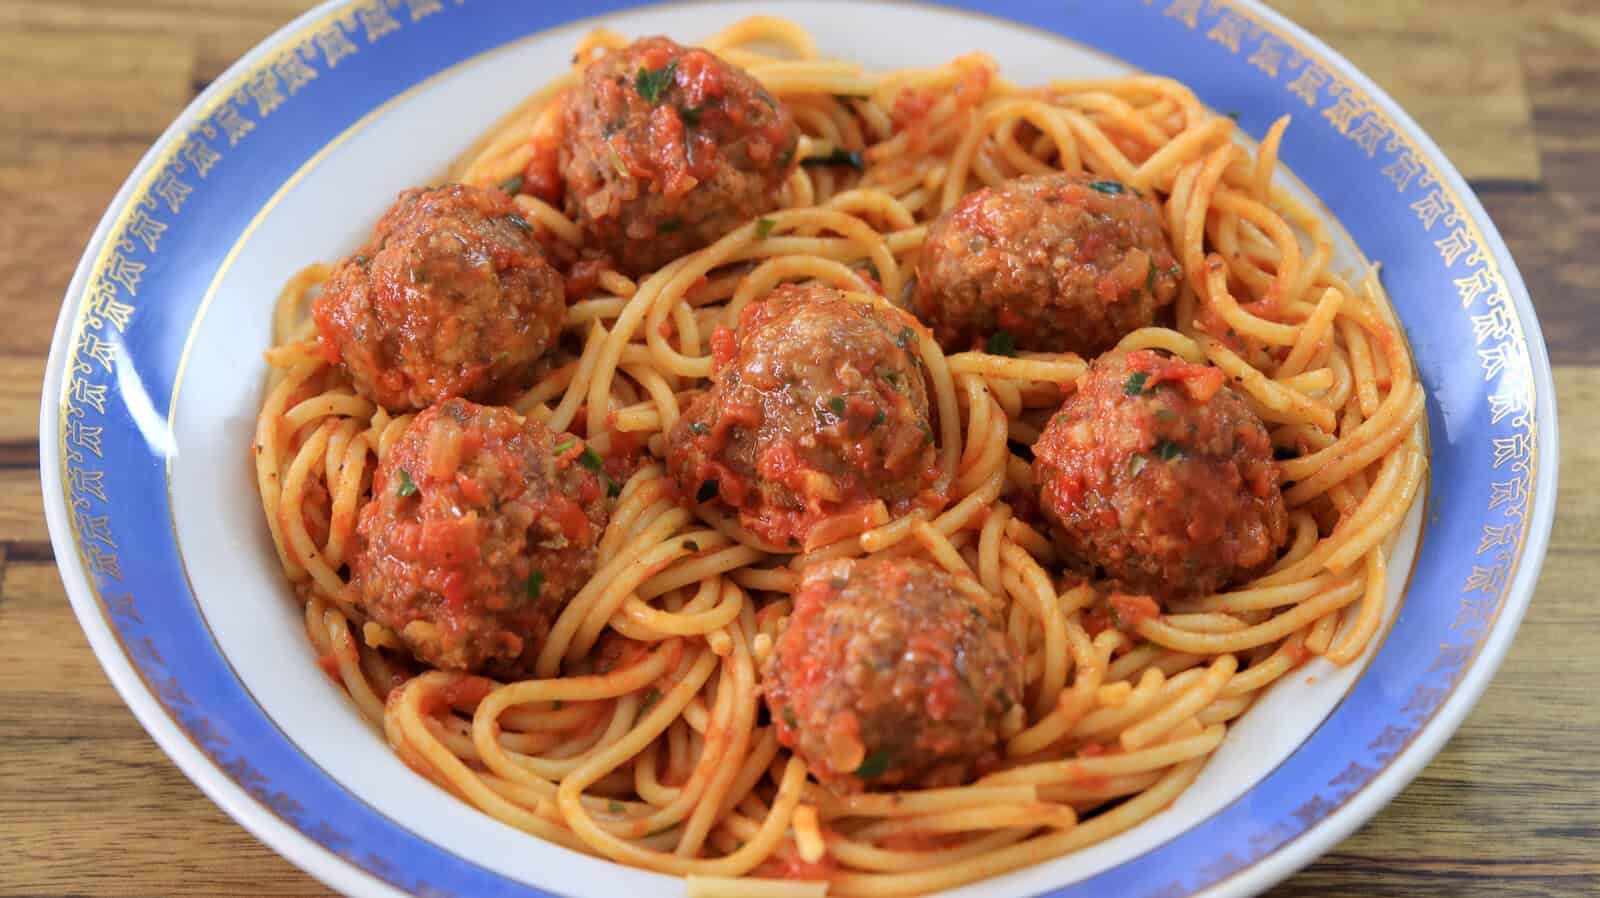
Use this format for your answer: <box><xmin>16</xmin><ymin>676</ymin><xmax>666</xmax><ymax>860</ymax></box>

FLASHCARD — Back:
<box><xmin>870</xmin><ymin>409</ymin><xmax>887</xmax><ymax>428</ymax></box>
<box><xmin>854</xmin><ymin>750</ymin><xmax>893</xmax><ymax>779</ymax></box>
<box><xmin>985</xmin><ymin>331</ymin><xmax>1018</xmax><ymax>357</ymax></box>
<box><xmin>607</xmin><ymin>143</ymin><xmax>630</xmax><ymax>177</ymax></box>
<box><xmin>1155</xmin><ymin>439</ymin><xmax>1185</xmax><ymax>462</ymax></box>
<box><xmin>524</xmin><ymin>570</ymin><xmax>545</xmax><ymax>599</ymax></box>
<box><xmin>1146</xmin><ymin>263</ymin><xmax>1157</xmax><ymax>293</ymax></box>
<box><xmin>682</xmin><ymin>539</ymin><xmax>700</xmax><ymax>552</ymax></box>
<box><xmin>657</xmin><ymin>218</ymin><xmax>683</xmax><ymax>234</ymax></box>
<box><xmin>677</xmin><ymin>104</ymin><xmax>702</xmax><ymax>126</ymax></box>
<box><xmin>578</xmin><ymin>447</ymin><xmax>605</xmax><ymax>473</ymax></box>
<box><xmin>856</xmin><ymin>260</ymin><xmax>881</xmax><ymax>282</ymax></box>
<box><xmin>553</xmin><ymin>437</ymin><xmax>577</xmax><ymax>455</ymax></box>
<box><xmin>499</xmin><ymin>174</ymin><xmax>525</xmax><ymax>195</ymax></box>
<box><xmin>606</xmin><ymin>476</ymin><xmax>623</xmax><ymax>498</ymax></box>
<box><xmin>917</xmin><ymin>419</ymin><xmax>934</xmax><ymax>445</ymax></box>
<box><xmin>395</xmin><ymin>468</ymin><xmax>419</xmax><ymax>497</ymax></box>
<box><xmin>688</xmin><ymin>421</ymin><xmax>710</xmax><ymax>436</ymax></box>
<box><xmin>1123</xmin><ymin>372</ymin><xmax>1150</xmax><ymax>396</ymax></box>
<box><xmin>755</xmin><ymin>217</ymin><xmax>777</xmax><ymax>239</ymax></box>
<box><xmin>829</xmin><ymin>577</ymin><xmax>849</xmax><ymax>589</ymax></box>
<box><xmin>827</xmin><ymin>396</ymin><xmax>847</xmax><ymax>416</ymax></box>
<box><xmin>640</xmin><ymin>687</ymin><xmax>661</xmax><ymax>712</ymax></box>
<box><xmin>696</xmin><ymin>479</ymin><xmax>719</xmax><ymax>503</ymax></box>
<box><xmin>782</xmin><ymin>706</ymin><xmax>798</xmax><ymax>728</ymax></box>
<box><xmin>608</xmin><ymin>799</ymin><xmax>626</xmax><ymax>814</ymax></box>
<box><xmin>801</xmin><ymin>147</ymin><xmax>866</xmax><ymax>171</ymax></box>
<box><xmin>1086</xmin><ymin>179</ymin><xmax>1126</xmax><ymax>195</ymax></box>
<box><xmin>353</xmin><ymin>254</ymin><xmax>369</xmax><ymax>267</ymax></box>
<box><xmin>1224</xmin><ymin>110</ymin><xmax>1241</xmax><ymax>121</ymax></box>
<box><xmin>634</xmin><ymin>61</ymin><xmax>677</xmax><ymax>104</ymax></box>
<box><xmin>506</xmin><ymin>214</ymin><xmax>534</xmax><ymax>233</ymax></box>
<box><xmin>895</xmin><ymin>326</ymin><xmax>915</xmax><ymax>350</ymax></box>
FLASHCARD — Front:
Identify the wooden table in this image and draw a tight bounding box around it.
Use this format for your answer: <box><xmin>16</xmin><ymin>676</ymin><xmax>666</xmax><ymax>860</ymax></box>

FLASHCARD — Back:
<box><xmin>1</xmin><ymin>1</ymin><xmax>1595</xmax><ymax>895</ymax></box>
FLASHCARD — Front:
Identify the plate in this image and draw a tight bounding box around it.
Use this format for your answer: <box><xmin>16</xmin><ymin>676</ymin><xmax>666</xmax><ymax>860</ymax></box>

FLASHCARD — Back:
<box><xmin>40</xmin><ymin>2</ymin><xmax>1557</xmax><ymax>896</ymax></box>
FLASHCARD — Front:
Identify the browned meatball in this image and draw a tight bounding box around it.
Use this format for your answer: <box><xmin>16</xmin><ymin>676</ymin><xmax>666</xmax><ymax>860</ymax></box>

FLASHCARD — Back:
<box><xmin>560</xmin><ymin>36</ymin><xmax>799</xmax><ymax>276</ymax></box>
<box><xmin>1032</xmin><ymin>350</ymin><xmax>1287</xmax><ymax>600</ymax></box>
<box><xmin>665</xmin><ymin>283</ymin><xmax>940</xmax><ymax>550</ymax></box>
<box><xmin>313</xmin><ymin>184</ymin><xmax>566</xmax><ymax>411</ymax></box>
<box><xmin>351</xmin><ymin>399</ymin><xmax>608</xmax><ymax>678</ymax></box>
<box><xmin>763</xmin><ymin>557</ymin><xmax>1022</xmax><ymax>793</ymax></box>
<box><xmin>913</xmin><ymin>174</ymin><xmax>1181</xmax><ymax>355</ymax></box>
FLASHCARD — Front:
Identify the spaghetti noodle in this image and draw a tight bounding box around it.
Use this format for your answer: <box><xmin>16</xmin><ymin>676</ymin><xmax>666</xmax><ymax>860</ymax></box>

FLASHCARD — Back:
<box><xmin>252</xmin><ymin>16</ymin><xmax>1426</xmax><ymax>897</ymax></box>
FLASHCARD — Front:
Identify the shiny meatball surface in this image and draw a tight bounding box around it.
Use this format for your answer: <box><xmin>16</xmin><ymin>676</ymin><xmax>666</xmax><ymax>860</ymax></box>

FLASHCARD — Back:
<box><xmin>561</xmin><ymin>37</ymin><xmax>799</xmax><ymax>276</ymax></box>
<box><xmin>665</xmin><ymin>283</ymin><xmax>939</xmax><ymax>550</ymax></box>
<box><xmin>351</xmin><ymin>399</ymin><xmax>608</xmax><ymax>678</ymax></box>
<box><xmin>913</xmin><ymin>174</ymin><xmax>1180</xmax><ymax>355</ymax></box>
<box><xmin>763</xmin><ymin>557</ymin><xmax>1022</xmax><ymax>793</ymax></box>
<box><xmin>1032</xmin><ymin>350</ymin><xmax>1287</xmax><ymax>600</ymax></box>
<box><xmin>313</xmin><ymin>184</ymin><xmax>565</xmax><ymax>411</ymax></box>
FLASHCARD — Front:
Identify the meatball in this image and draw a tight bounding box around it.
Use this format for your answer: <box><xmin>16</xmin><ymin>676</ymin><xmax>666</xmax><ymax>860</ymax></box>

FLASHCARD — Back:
<box><xmin>1032</xmin><ymin>350</ymin><xmax>1287</xmax><ymax>600</ymax></box>
<box><xmin>763</xmin><ymin>557</ymin><xmax>1022</xmax><ymax>793</ymax></box>
<box><xmin>665</xmin><ymin>283</ymin><xmax>939</xmax><ymax>550</ymax></box>
<box><xmin>913</xmin><ymin>173</ymin><xmax>1181</xmax><ymax>356</ymax></box>
<box><xmin>313</xmin><ymin>184</ymin><xmax>566</xmax><ymax>411</ymax></box>
<box><xmin>350</xmin><ymin>399</ymin><xmax>608</xmax><ymax>678</ymax></box>
<box><xmin>560</xmin><ymin>36</ymin><xmax>799</xmax><ymax>275</ymax></box>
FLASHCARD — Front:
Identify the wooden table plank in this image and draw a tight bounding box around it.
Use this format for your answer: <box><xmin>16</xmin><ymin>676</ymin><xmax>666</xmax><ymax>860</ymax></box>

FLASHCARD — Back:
<box><xmin>0</xmin><ymin>2</ymin><xmax>1595</xmax><ymax>898</ymax></box>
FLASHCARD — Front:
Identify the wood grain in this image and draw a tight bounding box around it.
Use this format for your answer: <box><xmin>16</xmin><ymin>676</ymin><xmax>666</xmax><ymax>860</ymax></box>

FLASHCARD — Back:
<box><xmin>0</xmin><ymin>2</ymin><xmax>1596</xmax><ymax>897</ymax></box>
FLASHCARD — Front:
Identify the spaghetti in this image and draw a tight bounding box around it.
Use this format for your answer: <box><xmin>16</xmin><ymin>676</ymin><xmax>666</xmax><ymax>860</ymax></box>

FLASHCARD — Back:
<box><xmin>252</xmin><ymin>16</ymin><xmax>1427</xmax><ymax>897</ymax></box>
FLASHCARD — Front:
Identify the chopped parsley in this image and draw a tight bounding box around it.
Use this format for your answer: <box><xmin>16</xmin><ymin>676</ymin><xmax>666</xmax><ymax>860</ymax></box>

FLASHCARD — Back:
<box><xmin>827</xmin><ymin>396</ymin><xmax>847</xmax><ymax>416</ymax></box>
<box><xmin>917</xmin><ymin>419</ymin><xmax>934</xmax><ymax>445</ymax></box>
<box><xmin>1155</xmin><ymin>439</ymin><xmax>1185</xmax><ymax>461</ymax></box>
<box><xmin>1124</xmin><ymin>372</ymin><xmax>1150</xmax><ymax>395</ymax></box>
<box><xmin>855</xmin><ymin>259</ymin><xmax>881</xmax><ymax>282</ymax></box>
<box><xmin>578</xmin><ymin>446</ymin><xmax>605</xmax><ymax>472</ymax></box>
<box><xmin>1146</xmin><ymin>263</ymin><xmax>1157</xmax><ymax>293</ymax></box>
<box><xmin>657</xmin><ymin>218</ymin><xmax>682</xmax><ymax>233</ymax></box>
<box><xmin>608</xmin><ymin>799</ymin><xmax>626</xmax><ymax>814</ymax></box>
<box><xmin>755</xmin><ymin>217</ymin><xmax>777</xmax><ymax>239</ymax></box>
<box><xmin>829</xmin><ymin>577</ymin><xmax>849</xmax><ymax>589</ymax></box>
<box><xmin>801</xmin><ymin>147</ymin><xmax>866</xmax><ymax>171</ymax></box>
<box><xmin>499</xmin><ymin>174</ymin><xmax>524</xmax><ymax>194</ymax></box>
<box><xmin>870</xmin><ymin>409</ymin><xmax>887</xmax><ymax>428</ymax></box>
<box><xmin>879</xmin><ymin>369</ymin><xmax>901</xmax><ymax>386</ymax></box>
<box><xmin>696</xmin><ymin>479</ymin><xmax>719</xmax><ymax>503</ymax></box>
<box><xmin>506</xmin><ymin>214</ymin><xmax>533</xmax><ymax>233</ymax></box>
<box><xmin>634</xmin><ymin>61</ymin><xmax>677</xmax><ymax>104</ymax></box>
<box><xmin>1225</xmin><ymin>110</ymin><xmax>1241</xmax><ymax>121</ymax></box>
<box><xmin>1086</xmin><ymin>179</ymin><xmax>1126</xmax><ymax>195</ymax></box>
<box><xmin>677</xmin><ymin>104</ymin><xmax>703</xmax><ymax>126</ymax></box>
<box><xmin>640</xmin><ymin>687</ymin><xmax>661</xmax><ymax>712</ymax></box>
<box><xmin>782</xmin><ymin>706</ymin><xmax>798</xmax><ymax>728</ymax></box>
<box><xmin>985</xmin><ymin>331</ymin><xmax>1018</xmax><ymax>357</ymax></box>
<box><xmin>524</xmin><ymin>570</ymin><xmax>545</xmax><ymax>599</ymax></box>
<box><xmin>854</xmin><ymin>750</ymin><xmax>893</xmax><ymax>779</ymax></box>
<box><xmin>682</xmin><ymin>539</ymin><xmax>700</xmax><ymax>552</ymax></box>
<box><xmin>606</xmin><ymin>476</ymin><xmax>623</xmax><ymax>498</ymax></box>
<box><xmin>895</xmin><ymin>326</ymin><xmax>915</xmax><ymax>349</ymax></box>
<box><xmin>395</xmin><ymin>469</ymin><xmax>418</xmax><ymax>497</ymax></box>
<box><xmin>553</xmin><ymin>437</ymin><xmax>577</xmax><ymax>455</ymax></box>
<box><xmin>688</xmin><ymin>421</ymin><xmax>710</xmax><ymax>435</ymax></box>
<box><xmin>353</xmin><ymin>254</ymin><xmax>369</xmax><ymax>267</ymax></box>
